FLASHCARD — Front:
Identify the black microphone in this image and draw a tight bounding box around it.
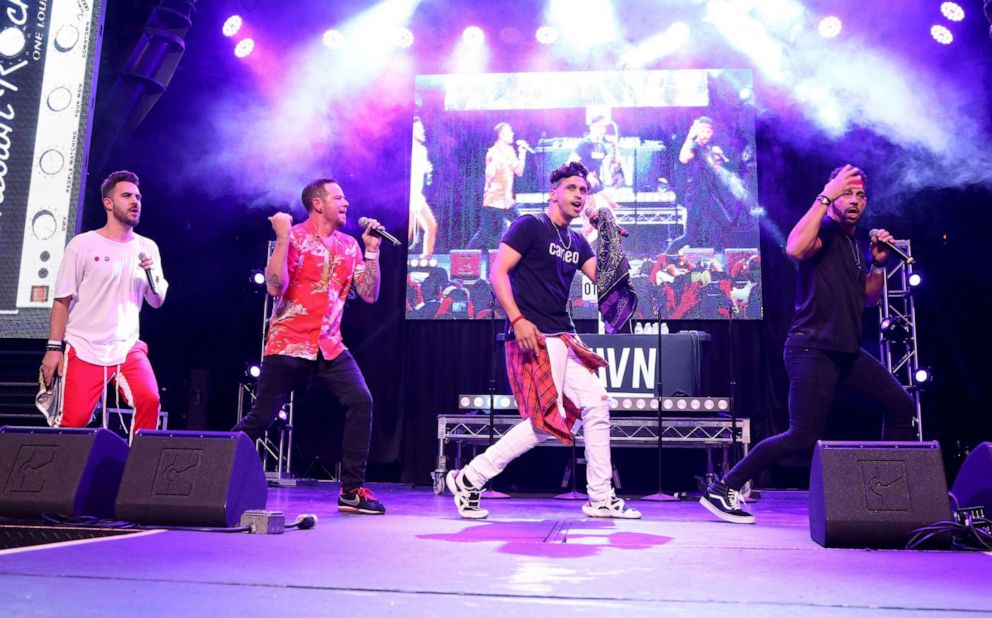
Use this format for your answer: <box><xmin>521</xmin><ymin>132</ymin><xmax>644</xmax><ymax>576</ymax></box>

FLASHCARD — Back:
<box><xmin>358</xmin><ymin>217</ymin><xmax>402</xmax><ymax>247</ymax></box>
<box><xmin>868</xmin><ymin>229</ymin><xmax>915</xmax><ymax>264</ymax></box>
<box><xmin>137</xmin><ymin>252</ymin><xmax>160</xmax><ymax>295</ymax></box>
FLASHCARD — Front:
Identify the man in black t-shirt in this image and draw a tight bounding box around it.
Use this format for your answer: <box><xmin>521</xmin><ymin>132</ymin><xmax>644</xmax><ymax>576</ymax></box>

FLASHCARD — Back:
<box><xmin>699</xmin><ymin>164</ymin><xmax>916</xmax><ymax>524</ymax></box>
<box><xmin>445</xmin><ymin>162</ymin><xmax>641</xmax><ymax>520</ymax></box>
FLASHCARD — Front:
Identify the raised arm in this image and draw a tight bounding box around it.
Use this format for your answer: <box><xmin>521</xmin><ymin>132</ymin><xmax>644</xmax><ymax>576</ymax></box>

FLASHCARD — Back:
<box><xmin>786</xmin><ymin>165</ymin><xmax>865</xmax><ymax>261</ymax></box>
<box><xmin>354</xmin><ymin>218</ymin><xmax>383</xmax><ymax>303</ymax></box>
<box><xmin>265</xmin><ymin>213</ymin><xmax>292</xmax><ymax>297</ymax></box>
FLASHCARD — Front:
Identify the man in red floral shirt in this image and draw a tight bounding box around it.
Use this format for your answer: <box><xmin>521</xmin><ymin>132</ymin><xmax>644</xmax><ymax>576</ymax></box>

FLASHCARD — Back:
<box><xmin>233</xmin><ymin>178</ymin><xmax>386</xmax><ymax>514</ymax></box>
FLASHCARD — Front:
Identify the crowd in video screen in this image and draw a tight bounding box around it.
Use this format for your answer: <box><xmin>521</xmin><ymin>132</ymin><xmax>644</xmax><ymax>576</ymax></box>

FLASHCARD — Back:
<box><xmin>407</xmin><ymin>69</ymin><xmax>761</xmax><ymax>321</ymax></box>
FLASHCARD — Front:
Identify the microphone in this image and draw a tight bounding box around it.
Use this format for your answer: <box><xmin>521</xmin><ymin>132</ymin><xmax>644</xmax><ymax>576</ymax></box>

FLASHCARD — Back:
<box><xmin>868</xmin><ymin>229</ymin><xmax>915</xmax><ymax>264</ymax></box>
<box><xmin>137</xmin><ymin>252</ymin><xmax>160</xmax><ymax>295</ymax></box>
<box><xmin>358</xmin><ymin>217</ymin><xmax>402</xmax><ymax>247</ymax></box>
<box><xmin>516</xmin><ymin>140</ymin><xmax>535</xmax><ymax>154</ymax></box>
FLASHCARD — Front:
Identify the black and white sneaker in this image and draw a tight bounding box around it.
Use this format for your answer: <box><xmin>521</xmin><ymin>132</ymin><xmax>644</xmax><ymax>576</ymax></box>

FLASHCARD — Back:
<box><xmin>699</xmin><ymin>481</ymin><xmax>755</xmax><ymax>524</ymax></box>
<box><xmin>338</xmin><ymin>487</ymin><xmax>386</xmax><ymax>514</ymax></box>
<box><xmin>445</xmin><ymin>469</ymin><xmax>489</xmax><ymax>519</ymax></box>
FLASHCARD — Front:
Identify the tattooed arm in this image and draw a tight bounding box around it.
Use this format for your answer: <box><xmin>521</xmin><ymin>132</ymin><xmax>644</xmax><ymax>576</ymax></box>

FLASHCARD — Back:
<box><xmin>265</xmin><ymin>213</ymin><xmax>292</xmax><ymax>297</ymax></box>
<box><xmin>355</xmin><ymin>217</ymin><xmax>383</xmax><ymax>303</ymax></box>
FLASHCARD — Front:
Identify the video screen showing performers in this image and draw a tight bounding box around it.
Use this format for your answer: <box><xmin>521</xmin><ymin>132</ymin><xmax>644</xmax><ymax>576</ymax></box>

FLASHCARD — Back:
<box><xmin>407</xmin><ymin>69</ymin><xmax>762</xmax><ymax>321</ymax></box>
<box><xmin>0</xmin><ymin>1</ymin><xmax>104</xmax><ymax>338</ymax></box>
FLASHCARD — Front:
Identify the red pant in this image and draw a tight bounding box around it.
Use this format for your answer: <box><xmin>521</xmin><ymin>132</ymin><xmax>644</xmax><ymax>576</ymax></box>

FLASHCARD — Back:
<box><xmin>61</xmin><ymin>340</ymin><xmax>161</xmax><ymax>436</ymax></box>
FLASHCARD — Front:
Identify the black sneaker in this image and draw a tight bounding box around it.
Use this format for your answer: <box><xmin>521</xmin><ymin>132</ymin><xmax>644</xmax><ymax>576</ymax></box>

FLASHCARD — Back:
<box><xmin>445</xmin><ymin>470</ymin><xmax>489</xmax><ymax>519</ymax></box>
<box><xmin>338</xmin><ymin>487</ymin><xmax>386</xmax><ymax>514</ymax></box>
<box><xmin>699</xmin><ymin>481</ymin><xmax>755</xmax><ymax>524</ymax></box>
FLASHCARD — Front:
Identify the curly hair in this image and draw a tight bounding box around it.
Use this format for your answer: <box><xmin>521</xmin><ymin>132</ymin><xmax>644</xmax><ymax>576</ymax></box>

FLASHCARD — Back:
<box><xmin>100</xmin><ymin>170</ymin><xmax>139</xmax><ymax>199</ymax></box>
<box><xmin>549</xmin><ymin>161</ymin><xmax>589</xmax><ymax>188</ymax></box>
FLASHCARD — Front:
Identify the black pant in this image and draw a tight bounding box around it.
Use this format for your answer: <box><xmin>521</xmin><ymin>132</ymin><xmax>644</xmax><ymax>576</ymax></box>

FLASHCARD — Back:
<box><xmin>723</xmin><ymin>346</ymin><xmax>916</xmax><ymax>490</ymax></box>
<box><xmin>467</xmin><ymin>206</ymin><xmax>520</xmax><ymax>250</ymax></box>
<box><xmin>232</xmin><ymin>351</ymin><xmax>373</xmax><ymax>491</ymax></box>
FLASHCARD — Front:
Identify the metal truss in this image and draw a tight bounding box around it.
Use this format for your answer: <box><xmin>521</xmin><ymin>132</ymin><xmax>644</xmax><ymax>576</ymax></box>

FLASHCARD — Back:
<box><xmin>237</xmin><ymin>382</ymin><xmax>295</xmax><ymax>484</ymax></box>
<box><xmin>432</xmin><ymin>414</ymin><xmax>750</xmax><ymax>494</ymax></box>
<box><xmin>878</xmin><ymin>239</ymin><xmax>924</xmax><ymax>440</ymax></box>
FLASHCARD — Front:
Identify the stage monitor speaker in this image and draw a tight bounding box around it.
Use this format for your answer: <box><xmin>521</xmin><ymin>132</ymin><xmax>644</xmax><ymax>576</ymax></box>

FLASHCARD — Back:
<box><xmin>115</xmin><ymin>430</ymin><xmax>267</xmax><ymax>527</ymax></box>
<box><xmin>809</xmin><ymin>441</ymin><xmax>952</xmax><ymax>548</ymax></box>
<box><xmin>950</xmin><ymin>442</ymin><xmax>992</xmax><ymax>511</ymax></box>
<box><xmin>0</xmin><ymin>427</ymin><xmax>129</xmax><ymax>519</ymax></box>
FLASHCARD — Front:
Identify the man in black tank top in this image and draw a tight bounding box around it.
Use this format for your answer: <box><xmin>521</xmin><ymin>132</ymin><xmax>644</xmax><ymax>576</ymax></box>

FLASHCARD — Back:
<box><xmin>700</xmin><ymin>164</ymin><xmax>917</xmax><ymax>524</ymax></box>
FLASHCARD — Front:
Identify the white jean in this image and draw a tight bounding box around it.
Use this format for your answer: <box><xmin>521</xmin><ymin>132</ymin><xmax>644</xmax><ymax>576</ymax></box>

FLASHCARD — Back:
<box><xmin>463</xmin><ymin>336</ymin><xmax>614</xmax><ymax>502</ymax></box>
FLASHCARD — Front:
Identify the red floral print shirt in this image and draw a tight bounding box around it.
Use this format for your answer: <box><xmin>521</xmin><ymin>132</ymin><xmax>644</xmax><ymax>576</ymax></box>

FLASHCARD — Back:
<box><xmin>264</xmin><ymin>219</ymin><xmax>364</xmax><ymax>361</ymax></box>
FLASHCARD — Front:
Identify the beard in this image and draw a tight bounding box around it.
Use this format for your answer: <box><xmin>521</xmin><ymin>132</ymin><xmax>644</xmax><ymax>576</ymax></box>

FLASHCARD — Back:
<box><xmin>111</xmin><ymin>204</ymin><xmax>139</xmax><ymax>227</ymax></box>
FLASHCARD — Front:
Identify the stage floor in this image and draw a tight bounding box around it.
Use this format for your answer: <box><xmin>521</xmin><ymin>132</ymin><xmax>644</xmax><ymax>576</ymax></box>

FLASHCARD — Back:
<box><xmin>2</xmin><ymin>484</ymin><xmax>989</xmax><ymax>617</ymax></box>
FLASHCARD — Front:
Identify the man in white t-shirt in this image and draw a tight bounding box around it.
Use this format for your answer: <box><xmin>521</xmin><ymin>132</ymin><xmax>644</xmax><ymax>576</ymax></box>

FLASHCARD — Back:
<box><xmin>40</xmin><ymin>170</ymin><xmax>168</xmax><ymax>437</ymax></box>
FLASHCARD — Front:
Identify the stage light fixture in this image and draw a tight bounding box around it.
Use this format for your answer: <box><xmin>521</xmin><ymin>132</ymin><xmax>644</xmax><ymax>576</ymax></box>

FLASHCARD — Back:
<box><xmin>941</xmin><ymin>2</ymin><xmax>965</xmax><ymax>22</ymax></box>
<box><xmin>245</xmin><ymin>362</ymin><xmax>262</xmax><ymax>380</ymax></box>
<box><xmin>914</xmin><ymin>367</ymin><xmax>933</xmax><ymax>385</ymax></box>
<box><xmin>535</xmin><ymin>26</ymin><xmax>559</xmax><ymax>45</ymax></box>
<box><xmin>277</xmin><ymin>408</ymin><xmax>289</xmax><ymax>422</ymax></box>
<box><xmin>250</xmin><ymin>269</ymin><xmax>266</xmax><ymax>286</ymax></box>
<box><xmin>323</xmin><ymin>29</ymin><xmax>345</xmax><ymax>49</ymax></box>
<box><xmin>234</xmin><ymin>38</ymin><xmax>255</xmax><ymax>58</ymax></box>
<box><xmin>463</xmin><ymin>26</ymin><xmax>485</xmax><ymax>45</ymax></box>
<box><xmin>880</xmin><ymin>316</ymin><xmax>910</xmax><ymax>343</ymax></box>
<box><xmin>395</xmin><ymin>28</ymin><xmax>415</xmax><ymax>48</ymax></box>
<box><xmin>931</xmin><ymin>24</ymin><xmax>954</xmax><ymax>44</ymax></box>
<box><xmin>908</xmin><ymin>273</ymin><xmax>922</xmax><ymax>287</ymax></box>
<box><xmin>222</xmin><ymin>15</ymin><xmax>243</xmax><ymax>38</ymax></box>
<box><xmin>818</xmin><ymin>16</ymin><xmax>842</xmax><ymax>38</ymax></box>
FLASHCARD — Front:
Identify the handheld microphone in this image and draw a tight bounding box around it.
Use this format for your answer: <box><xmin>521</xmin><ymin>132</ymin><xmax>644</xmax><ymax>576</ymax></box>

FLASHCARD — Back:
<box><xmin>868</xmin><ymin>229</ymin><xmax>915</xmax><ymax>265</ymax></box>
<box><xmin>137</xmin><ymin>252</ymin><xmax>160</xmax><ymax>295</ymax></box>
<box><xmin>516</xmin><ymin>140</ymin><xmax>535</xmax><ymax>154</ymax></box>
<box><xmin>358</xmin><ymin>217</ymin><xmax>402</xmax><ymax>247</ymax></box>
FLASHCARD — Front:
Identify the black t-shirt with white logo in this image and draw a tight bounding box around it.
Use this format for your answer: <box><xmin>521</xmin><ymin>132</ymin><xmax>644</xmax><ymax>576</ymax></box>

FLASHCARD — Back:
<box><xmin>501</xmin><ymin>214</ymin><xmax>595</xmax><ymax>338</ymax></box>
<box><xmin>786</xmin><ymin>216</ymin><xmax>867</xmax><ymax>353</ymax></box>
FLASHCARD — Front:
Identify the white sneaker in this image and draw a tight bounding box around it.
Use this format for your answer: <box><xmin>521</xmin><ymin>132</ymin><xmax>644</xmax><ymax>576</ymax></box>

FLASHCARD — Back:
<box><xmin>582</xmin><ymin>493</ymin><xmax>642</xmax><ymax>519</ymax></box>
<box><xmin>445</xmin><ymin>470</ymin><xmax>489</xmax><ymax>519</ymax></box>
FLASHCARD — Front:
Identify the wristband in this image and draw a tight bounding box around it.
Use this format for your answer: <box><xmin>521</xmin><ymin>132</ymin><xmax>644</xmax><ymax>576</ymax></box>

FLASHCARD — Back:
<box><xmin>871</xmin><ymin>264</ymin><xmax>886</xmax><ymax>275</ymax></box>
<box><xmin>46</xmin><ymin>340</ymin><xmax>64</xmax><ymax>352</ymax></box>
<box><xmin>364</xmin><ymin>250</ymin><xmax>379</xmax><ymax>260</ymax></box>
<box><xmin>815</xmin><ymin>195</ymin><xmax>832</xmax><ymax>206</ymax></box>
<box><xmin>510</xmin><ymin>315</ymin><xmax>525</xmax><ymax>328</ymax></box>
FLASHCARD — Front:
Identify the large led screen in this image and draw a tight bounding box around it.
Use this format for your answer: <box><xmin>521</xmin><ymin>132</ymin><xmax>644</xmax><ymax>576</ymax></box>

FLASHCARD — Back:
<box><xmin>406</xmin><ymin>69</ymin><xmax>761</xmax><ymax>322</ymax></box>
<box><xmin>0</xmin><ymin>0</ymin><xmax>104</xmax><ymax>338</ymax></box>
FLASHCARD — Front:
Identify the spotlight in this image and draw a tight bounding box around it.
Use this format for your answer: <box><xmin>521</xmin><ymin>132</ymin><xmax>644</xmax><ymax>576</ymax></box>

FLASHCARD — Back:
<box><xmin>323</xmin><ymin>29</ymin><xmax>345</xmax><ymax>49</ymax></box>
<box><xmin>535</xmin><ymin>26</ymin><xmax>559</xmax><ymax>45</ymax></box>
<box><xmin>277</xmin><ymin>408</ymin><xmax>289</xmax><ymax>422</ymax></box>
<box><xmin>931</xmin><ymin>25</ymin><xmax>954</xmax><ymax>44</ymax></box>
<box><xmin>395</xmin><ymin>28</ymin><xmax>414</xmax><ymax>48</ymax></box>
<box><xmin>222</xmin><ymin>15</ymin><xmax>243</xmax><ymax>38</ymax></box>
<box><xmin>914</xmin><ymin>367</ymin><xmax>933</xmax><ymax>385</ymax></box>
<box><xmin>908</xmin><ymin>273</ymin><xmax>922</xmax><ymax>287</ymax></box>
<box><xmin>234</xmin><ymin>38</ymin><xmax>255</xmax><ymax>58</ymax></box>
<box><xmin>463</xmin><ymin>26</ymin><xmax>485</xmax><ymax>45</ymax></box>
<box><xmin>245</xmin><ymin>362</ymin><xmax>262</xmax><ymax>380</ymax></box>
<box><xmin>941</xmin><ymin>2</ymin><xmax>965</xmax><ymax>22</ymax></box>
<box><xmin>250</xmin><ymin>269</ymin><xmax>266</xmax><ymax>286</ymax></box>
<box><xmin>818</xmin><ymin>16</ymin><xmax>842</xmax><ymax>38</ymax></box>
<box><xmin>880</xmin><ymin>316</ymin><xmax>910</xmax><ymax>343</ymax></box>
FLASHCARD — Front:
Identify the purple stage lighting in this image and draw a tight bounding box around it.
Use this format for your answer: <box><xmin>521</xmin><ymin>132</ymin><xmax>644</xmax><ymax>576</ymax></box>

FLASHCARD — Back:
<box><xmin>234</xmin><ymin>38</ymin><xmax>255</xmax><ymax>58</ymax></box>
<box><xmin>536</xmin><ymin>26</ymin><xmax>559</xmax><ymax>45</ymax></box>
<box><xmin>222</xmin><ymin>15</ymin><xmax>242</xmax><ymax>38</ymax></box>
<box><xmin>323</xmin><ymin>29</ymin><xmax>345</xmax><ymax>49</ymax></box>
<box><xmin>277</xmin><ymin>408</ymin><xmax>289</xmax><ymax>422</ymax></box>
<box><xmin>940</xmin><ymin>2</ymin><xmax>965</xmax><ymax>22</ymax></box>
<box><xmin>245</xmin><ymin>363</ymin><xmax>262</xmax><ymax>380</ymax></box>
<box><xmin>908</xmin><ymin>273</ymin><xmax>922</xmax><ymax>287</ymax></box>
<box><xmin>818</xmin><ymin>16</ymin><xmax>842</xmax><ymax>39</ymax></box>
<box><xmin>914</xmin><ymin>368</ymin><xmax>932</xmax><ymax>385</ymax></box>
<box><xmin>931</xmin><ymin>24</ymin><xmax>954</xmax><ymax>44</ymax></box>
<box><xmin>463</xmin><ymin>26</ymin><xmax>485</xmax><ymax>45</ymax></box>
<box><xmin>395</xmin><ymin>28</ymin><xmax>415</xmax><ymax>48</ymax></box>
<box><xmin>250</xmin><ymin>269</ymin><xmax>266</xmax><ymax>286</ymax></box>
